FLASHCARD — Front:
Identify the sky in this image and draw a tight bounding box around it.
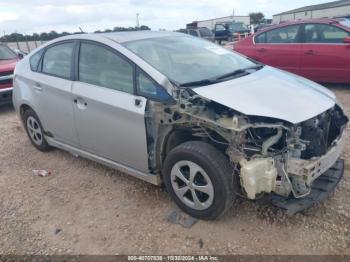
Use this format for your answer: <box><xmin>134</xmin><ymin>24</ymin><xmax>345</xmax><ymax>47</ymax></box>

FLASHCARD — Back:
<box><xmin>0</xmin><ymin>0</ymin><xmax>335</xmax><ymax>34</ymax></box>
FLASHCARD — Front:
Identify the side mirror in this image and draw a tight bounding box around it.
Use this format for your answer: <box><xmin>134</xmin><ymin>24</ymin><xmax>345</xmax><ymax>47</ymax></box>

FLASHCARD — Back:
<box><xmin>344</xmin><ymin>36</ymin><xmax>350</xmax><ymax>44</ymax></box>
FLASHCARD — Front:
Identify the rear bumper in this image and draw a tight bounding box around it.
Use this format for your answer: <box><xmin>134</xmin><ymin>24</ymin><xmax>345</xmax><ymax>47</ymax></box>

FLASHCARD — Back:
<box><xmin>0</xmin><ymin>87</ymin><xmax>13</xmax><ymax>105</ymax></box>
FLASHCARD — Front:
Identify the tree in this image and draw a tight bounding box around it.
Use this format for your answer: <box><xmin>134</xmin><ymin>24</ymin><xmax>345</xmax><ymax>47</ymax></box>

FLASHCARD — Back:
<box><xmin>139</xmin><ymin>25</ymin><xmax>151</xmax><ymax>31</ymax></box>
<box><xmin>249</xmin><ymin>12</ymin><xmax>265</xmax><ymax>25</ymax></box>
<box><xmin>0</xmin><ymin>24</ymin><xmax>152</xmax><ymax>42</ymax></box>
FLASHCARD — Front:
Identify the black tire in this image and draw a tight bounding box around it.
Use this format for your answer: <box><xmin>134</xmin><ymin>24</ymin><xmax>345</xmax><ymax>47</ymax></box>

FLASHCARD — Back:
<box><xmin>162</xmin><ymin>141</ymin><xmax>236</xmax><ymax>220</ymax></box>
<box><xmin>22</xmin><ymin>108</ymin><xmax>52</xmax><ymax>152</ymax></box>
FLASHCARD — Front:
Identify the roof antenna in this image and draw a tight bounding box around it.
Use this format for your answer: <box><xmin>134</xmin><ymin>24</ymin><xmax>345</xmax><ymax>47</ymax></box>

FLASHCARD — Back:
<box><xmin>79</xmin><ymin>27</ymin><xmax>85</xmax><ymax>33</ymax></box>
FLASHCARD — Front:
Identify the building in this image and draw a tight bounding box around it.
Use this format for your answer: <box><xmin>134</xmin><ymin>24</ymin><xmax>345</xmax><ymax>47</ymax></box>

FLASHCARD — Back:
<box><xmin>187</xmin><ymin>15</ymin><xmax>250</xmax><ymax>30</ymax></box>
<box><xmin>273</xmin><ymin>0</ymin><xmax>350</xmax><ymax>24</ymax></box>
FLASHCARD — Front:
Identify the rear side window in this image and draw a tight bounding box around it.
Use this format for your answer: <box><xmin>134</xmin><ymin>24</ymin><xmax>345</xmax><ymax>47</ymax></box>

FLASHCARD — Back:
<box><xmin>199</xmin><ymin>28</ymin><xmax>213</xmax><ymax>37</ymax></box>
<box><xmin>42</xmin><ymin>42</ymin><xmax>74</xmax><ymax>79</ymax></box>
<box><xmin>30</xmin><ymin>49</ymin><xmax>44</xmax><ymax>72</ymax></box>
<box><xmin>78</xmin><ymin>42</ymin><xmax>134</xmax><ymax>94</ymax></box>
<box><xmin>263</xmin><ymin>25</ymin><xmax>300</xmax><ymax>43</ymax></box>
<box><xmin>304</xmin><ymin>24</ymin><xmax>349</xmax><ymax>43</ymax></box>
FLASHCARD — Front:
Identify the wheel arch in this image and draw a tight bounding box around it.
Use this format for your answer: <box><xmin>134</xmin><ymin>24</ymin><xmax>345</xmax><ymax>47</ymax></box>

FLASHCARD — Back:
<box><xmin>159</xmin><ymin>126</ymin><xmax>230</xmax><ymax>171</ymax></box>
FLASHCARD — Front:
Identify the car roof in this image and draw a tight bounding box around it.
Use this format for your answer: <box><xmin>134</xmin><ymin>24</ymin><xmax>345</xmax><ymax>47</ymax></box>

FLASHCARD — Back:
<box><xmin>257</xmin><ymin>18</ymin><xmax>346</xmax><ymax>33</ymax></box>
<box><xmin>62</xmin><ymin>30</ymin><xmax>184</xmax><ymax>43</ymax></box>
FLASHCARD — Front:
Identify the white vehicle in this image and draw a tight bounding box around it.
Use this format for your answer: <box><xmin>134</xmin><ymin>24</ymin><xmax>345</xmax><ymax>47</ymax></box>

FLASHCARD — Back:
<box><xmin>13</xmin><ymin>31</ymin><xmax>348</xmax><ymax>219</ymax></box>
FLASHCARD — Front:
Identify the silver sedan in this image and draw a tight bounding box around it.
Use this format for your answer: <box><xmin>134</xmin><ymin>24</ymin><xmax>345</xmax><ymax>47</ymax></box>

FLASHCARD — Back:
<box><xmin>13</xmin><ymin>31</ymin><xmax>348</xmax><ymax>219</ymax></box>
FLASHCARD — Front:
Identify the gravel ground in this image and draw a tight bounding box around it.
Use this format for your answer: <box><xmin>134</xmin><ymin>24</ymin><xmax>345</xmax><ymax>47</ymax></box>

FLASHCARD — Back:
<box><xmin>0</xmin><ymin>87</ymin><xmax>350</xmax><ymax>255</ymax></box>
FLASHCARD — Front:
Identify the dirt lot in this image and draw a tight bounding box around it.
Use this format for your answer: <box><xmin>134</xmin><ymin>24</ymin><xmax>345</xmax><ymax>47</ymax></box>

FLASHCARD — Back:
<box><xmin>0</xmin><ymin>87</ymin><xmax>350</xmax><ymax>255</ymax></box>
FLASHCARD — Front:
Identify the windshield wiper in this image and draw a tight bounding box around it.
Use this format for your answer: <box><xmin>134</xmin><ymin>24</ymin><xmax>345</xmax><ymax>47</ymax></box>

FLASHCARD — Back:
<box><xmin>215</xmin><ymin>64</ymin><xmax>264</xmax><ymax>81</ymax></box>
<box><xmin>179</xmin><ymin>64</ymin><xmax>264</xmax><ymax>88</ymax></box>
<box><xmin>179</xmin><ymin>78</ymin><xmax>220</xmax><ymax>88</ymax></box>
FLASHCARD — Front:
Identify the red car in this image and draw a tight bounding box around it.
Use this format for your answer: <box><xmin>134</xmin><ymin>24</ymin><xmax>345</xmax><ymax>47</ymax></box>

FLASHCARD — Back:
<box><xmin>232</xmin><ymin>18</ymin><xmax>350</xmax><ymax>83</ymax></box>
<box><xmin>0</xmin><ymin>44</ymin><xmax>21</xmax><ymax>106</ymax></box>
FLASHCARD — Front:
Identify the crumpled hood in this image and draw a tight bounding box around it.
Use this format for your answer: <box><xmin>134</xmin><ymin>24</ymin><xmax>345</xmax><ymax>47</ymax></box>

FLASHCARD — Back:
<box><xmin>194</xmin><ymin>66</ymin><xmax>336</xmax><ymax>124</ymax></box>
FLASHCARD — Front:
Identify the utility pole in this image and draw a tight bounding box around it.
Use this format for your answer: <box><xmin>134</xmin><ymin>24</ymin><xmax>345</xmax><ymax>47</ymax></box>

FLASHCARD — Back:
<box><xmin>136</xmin><ymin>13</ymin><xmax>140</xmax><ymax>28</ymax></box>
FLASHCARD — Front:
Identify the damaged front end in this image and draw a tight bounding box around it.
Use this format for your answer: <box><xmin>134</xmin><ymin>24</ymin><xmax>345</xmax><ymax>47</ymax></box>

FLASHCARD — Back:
<box><xmin>237</xmin><ymin>105</ymin><xmax>347</xmax><ymax>202</ymax></box>
<box><xmin>147</xmin><ymin>87</ymin><xmax>348</xmax><ymax>213</ymax></box>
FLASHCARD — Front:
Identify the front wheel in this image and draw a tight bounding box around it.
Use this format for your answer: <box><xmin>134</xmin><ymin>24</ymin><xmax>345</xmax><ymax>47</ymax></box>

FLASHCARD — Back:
<box><xmin>163</xmin><ymin>141</ymin><xmax>236</xmax><ymax>220</ymax></box>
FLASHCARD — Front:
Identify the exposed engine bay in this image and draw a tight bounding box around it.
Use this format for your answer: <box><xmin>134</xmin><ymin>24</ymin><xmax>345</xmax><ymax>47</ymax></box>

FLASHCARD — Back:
<box><xmin>146</xmin><ymin>88</ymin><xmax>348</xmax><ymax>200</ymax></box>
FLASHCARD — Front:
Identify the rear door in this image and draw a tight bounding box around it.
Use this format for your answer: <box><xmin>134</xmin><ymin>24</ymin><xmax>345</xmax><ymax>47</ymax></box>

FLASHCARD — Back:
<box><xmin>253</xmin><ymin>25</ymin><xmax>302</xmax><ymax>74</ymax></box>
<box><xmin>71</xmin><ymin>41</ymin><xmax>149</xmax><ymax>172</ymax></box>
<box><xmin>299</xmin><ymin>23</ymin><xmax>350</xmax><ymax>83</ymax></box>
<box><xmin>30</xmin><ymin>41</ymin><xmax>79</xmax><ymax>146</ymax></box>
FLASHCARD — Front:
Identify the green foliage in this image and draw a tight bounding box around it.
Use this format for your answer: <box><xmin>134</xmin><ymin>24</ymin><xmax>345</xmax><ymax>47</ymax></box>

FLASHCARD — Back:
<box><xmin>249</xmin><ymin>12</ymin><xmax>265</xmax><ymax>25</ymax></box>
<box><xmin>0</xmin><ymin>25</ymin><xmax>151</xmax><ymax>42</ymax></box>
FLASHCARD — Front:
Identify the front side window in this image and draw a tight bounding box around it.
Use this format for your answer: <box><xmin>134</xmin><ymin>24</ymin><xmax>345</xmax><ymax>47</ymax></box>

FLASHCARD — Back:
<box><xmin>255</xmin><ymin>32</ymin><xmax>266</xmax><ymax>43</ymax></box>
<box><xmin>215</xmin><ymin>25</ymin><xmax>226</xmax><ymax>32</ymax></box>
<box><xmin>42</xmin><ymin>42</ymin><xmax>74</xmax><ymax>79</ymax></box>
<box><xmin>78</xmin><ymin>42</ymin><xmax>134</xmax><ymax>94</ymax></box>
<box><xmin>0</xmin><ymin>45</ymin><xmax>17</xmax><ymax>60</ymax></box>
<box><xmin>304</xmin><ymin>24</ymin><xmax>349</xmax><ymax>43</ymax></box>
<box><xmin>265</xmin><ymin>25</ymin><xmax>300</xmax><ymax>43</ymax></box>
<box><xmin>123</xmin><ymin>36</ymin><xmax>256</xmax><ymax>86</ymax></box>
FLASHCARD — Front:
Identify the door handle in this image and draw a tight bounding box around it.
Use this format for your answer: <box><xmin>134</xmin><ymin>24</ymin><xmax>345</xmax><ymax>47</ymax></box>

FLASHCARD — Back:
<box><xmin>305</xmin><ymin>50</ymin><xmax>316</xmax><ymax>55</ymax></box>
<box><xmin>257</xmin><ymin>48</ymin><xmax>267</xmax><ymax>53</ymax></box>
<box><xmin>33</xmin><ymin>82</ymin><xmax>42</xmax><ymax>91</ymax></box>
<box><xmin>74</xmin><ymin>98</ymin><xmax>87</xmax><ymax>109</ymax></box>
<box><xmin>134</xmin><ymin>98</ymin><xmax>142</xmax><ymax>107</ymax></box>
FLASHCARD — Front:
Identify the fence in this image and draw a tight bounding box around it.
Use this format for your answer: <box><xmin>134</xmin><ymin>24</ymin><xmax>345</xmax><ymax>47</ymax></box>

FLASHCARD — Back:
<box><xmin>1</xmin><ymin>41</ymin><xmax>45</xmax><ymax>53</ymax></box>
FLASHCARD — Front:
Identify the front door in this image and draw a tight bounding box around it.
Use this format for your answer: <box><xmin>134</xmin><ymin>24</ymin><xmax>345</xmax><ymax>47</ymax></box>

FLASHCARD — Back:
<box><xmin>299</xmin><ymin>23</ymin><xmax>350</xmax><ymax>83</ymax></box>
<box><xmin>72</xmin><ymin>41</ymin><xmax>149</xmax><ymax>172</ymax></box>
<box><xmin>253</xmin><ymin>24</ymin><xmax>302</xmax><ymax>75</ymax></box>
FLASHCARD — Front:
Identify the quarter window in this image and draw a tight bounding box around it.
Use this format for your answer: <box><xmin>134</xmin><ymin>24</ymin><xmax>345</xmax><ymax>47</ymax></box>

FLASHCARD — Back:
<box><xmin>42</xmin><ymin>42</ymin><xmax>74</xmax><ymax>79</ymax></box>
<box><xmin>78</xmin><ymin>42</ymin><xmax>134</xmax><ymax>94</ymax></box>
<box><xmin>30</xmin><ymin>49</ymin><xmax>44</xmax><ymax>72</ymax></box>
<box><xmin>137</xmin><ymin>70</ymin><xmax>158</xmax><ymax>96</ymax></box>
<box><xmin>263</xmin><ymin>25</ymin><xmax>300</xmax><ymax>43</ymax></box>
<box><xmin>136</xmin><ymin>68</ymin><xmax>172</xmax><ymax>102</ymax></box>
<box><xmin>304</xmin><ymin>24</ymin><xmax>349</xmax><ymax>43</ymax></box>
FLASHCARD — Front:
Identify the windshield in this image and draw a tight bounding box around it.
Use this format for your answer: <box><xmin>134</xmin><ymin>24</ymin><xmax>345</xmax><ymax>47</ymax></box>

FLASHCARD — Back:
<box><xmin>0</xmin><ymin>45</ymin><xmax>17</xmax><ymax>60</ymax></box>
<box><xmin>340</xmin><ymin>19</ymin><xmax>350</xmax><ymax>28</ymax></box>
<box><xmin>123</xmin><ymin>36</ymin><xmax>256</xmax><ymax>86</ymax></box>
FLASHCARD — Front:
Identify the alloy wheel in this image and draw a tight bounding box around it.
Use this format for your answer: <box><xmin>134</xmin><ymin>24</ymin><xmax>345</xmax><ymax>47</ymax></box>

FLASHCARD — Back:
<box><xmin>170</xmin><ymin>160</ymin><xmax>214</xmax><ymax>210</ymax></box>
<box><xmin>26</xmin><ymin>116</ymin><xmax>43</xmax><ymax>146</ymax></box>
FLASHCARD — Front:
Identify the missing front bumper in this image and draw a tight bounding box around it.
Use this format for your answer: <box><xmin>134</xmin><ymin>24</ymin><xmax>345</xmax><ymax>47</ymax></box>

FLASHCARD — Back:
<box><xmin>269</xmin><ymin>158</ymin><xmax>344</xmax><ymax>215</ymax></box>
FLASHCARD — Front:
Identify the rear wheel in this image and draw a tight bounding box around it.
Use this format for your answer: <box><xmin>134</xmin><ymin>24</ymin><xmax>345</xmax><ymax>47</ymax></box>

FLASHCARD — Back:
<box><xmin>163</xmin><ymin>141</ymin><xmax>236</xmax><ymax>220</ymax></box>
<box><xmin>23</xmin><ymin>109</ymin><xmax>52</xmax><ymax>151</ymax></box>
